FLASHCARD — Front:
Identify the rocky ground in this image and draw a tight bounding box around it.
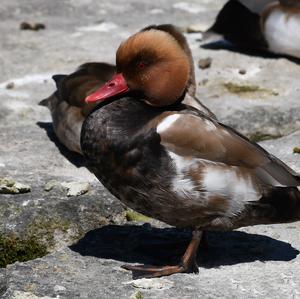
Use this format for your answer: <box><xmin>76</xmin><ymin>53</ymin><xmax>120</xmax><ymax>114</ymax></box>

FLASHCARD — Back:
<box><xmin>0</xmin><ymin>0</ymin><xmax>300</xmax><ymax>298</ymax></box>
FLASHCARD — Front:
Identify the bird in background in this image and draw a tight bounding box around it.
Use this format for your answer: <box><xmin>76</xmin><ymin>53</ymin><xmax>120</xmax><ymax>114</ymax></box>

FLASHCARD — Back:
<box><xmin>202</xmin><ymin>0</ymin><xmax>300</xmax><ymax>59</ymax></box>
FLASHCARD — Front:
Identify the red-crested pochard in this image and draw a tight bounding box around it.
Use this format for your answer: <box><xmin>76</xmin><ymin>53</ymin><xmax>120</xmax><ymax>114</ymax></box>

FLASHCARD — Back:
<box><xmin>40</xmin><ymin>25</ymin><xmax>215</xmax><ymax>155</ymax></box>
<box><xmin>203</xmin><ymin>0</ymin><xmax>300</xmax><ymax>59</ymax></box>
<box><xmin>81</xmin><ymin>26</ymin><xmax>300</xmax><ymax>279</ymax></box>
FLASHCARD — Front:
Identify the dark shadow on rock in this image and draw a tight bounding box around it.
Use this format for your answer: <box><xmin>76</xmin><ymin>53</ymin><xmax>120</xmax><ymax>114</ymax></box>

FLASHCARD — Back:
<box><xmin>37</xmin><ymin>121</ymin><xmax>85</xmax><ymax>168</ymax></box>
<box><xmin>200</xmin><ymin>40</ymin><xmax>300</xmax><ymax>65</ymax></box>
<box><xmin>70</xmin><ymin>224</ymin><xmax>299</xmax><ymax>268</ymax></box>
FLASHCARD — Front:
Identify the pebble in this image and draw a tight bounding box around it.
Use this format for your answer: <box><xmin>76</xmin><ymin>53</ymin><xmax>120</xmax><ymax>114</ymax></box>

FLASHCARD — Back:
<box><xmin>239</xmin><ymin>69</ymin><xmax>247</xmax><ymax>75</ymax></box>
<box><xmin>44</xmin><ymin>180</ymin><xmax>59</xmax><ymax>192</ymax></box>
<box><xmin>6</xmin><ymin>82</ymin><xmax>15</xmax><ymax>89</ymax></box>
<box><xmin>186</xmin><ymin>23</ymin><xmax>208</xmax><ymax>33</ymax></box>
<box><xmin>293</xmin><ymin>147</ymin><xmax>300</xmax><ymax>154</ymax></box>
<box><xmin>61</xmin><ymin>181</ymin><xmax>90</xmax><ymax>197</ymax></box>
<box><xmin>0</xmin><ymin>178</ymin><xmax>31</xmax><ymax>194</ymax></box>
<box><xmin>53</xmin><ymin>285</ymin><xmax>66</xmax><ymax>292</ymax></box>
<box><xmin>198</xmin><ymin>57</ymin><xmax>212</xmax><ymax>69</ymax></box>
<box><xmin>20</xmin><ymin>22</ymin><xmax>46</xmax><ymax>31</ymax></box>
<box><xmin>124</xmin><ymin>278</ymin><xmax>174</xmax><ymax>290</ymax></box>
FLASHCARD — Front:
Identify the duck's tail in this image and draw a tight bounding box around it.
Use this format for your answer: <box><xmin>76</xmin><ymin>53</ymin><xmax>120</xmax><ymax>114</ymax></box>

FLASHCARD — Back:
<box><xmin>38</xmin><ymin>97</ymin><xmax>50</xmax><ymax>107</ymax></box>
<box><xmin>236</xmin><ymin>187</ymin><xmax>300</xmax><ymax>227</ymax></box>
<box><xmin>38</xmin><ymin>74</ymin><xmax>66</xmax><ymax>108</ymax></box>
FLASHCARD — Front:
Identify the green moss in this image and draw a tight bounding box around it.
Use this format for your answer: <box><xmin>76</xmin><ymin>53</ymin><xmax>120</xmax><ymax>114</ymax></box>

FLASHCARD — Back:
<box><xmin>125</xmin><ymin>210</ymin><xmax>151</xmax><ymax>223</ymax></box>
<box><xmin>0</xmin><ymin>234</ymin><xmax>47</xmax><ymax>267</ymax></box>
<box><xmin>223</xmin><ymin>82</ymin><xmax>278</xmax><ymax>96</ymax></box>
<box><xmin>27</xmin><ymin>217</ymin><xmax>72</xmax><ymax>247</ymax></box>
<box><xmin>134</xmin><ymin>291</ymin><xmax>143</xmax><ymax>299</ymax></box>
<box><xmin>293</xmin><ymin>147</ymin><xmax>300</xmax><ymax>154</ymax></box>
<box><xmin>249</xmin><ymin>132</ymin><xmax>281</xmax><ymax>143</ymax></box>
<box><xmin>129</xmin><ymin>291</ymin><xmax>144</xmax><ymax>299</ymax></box>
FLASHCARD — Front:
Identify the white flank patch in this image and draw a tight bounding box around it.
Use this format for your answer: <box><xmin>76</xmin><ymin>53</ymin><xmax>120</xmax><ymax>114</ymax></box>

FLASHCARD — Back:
<box><xmin>168</xmin><ymin>151</ymin><xmax>198</xmax><ymax>198</ymax></box>
<box><xmin>0</xmin><ymin>73</ymin><xmax>52</xmax><ymax>89</ymax></box>
<box><xmin>77</xmin><ymin>22</ymin><xmax>118</xmax><ymax>33</ymax></box>
<box><xmin>157</xmin><ymin>114</ymin><xmax>181</xmax><ymax>134</ymax></box>
<box><xmin>173</xmin><ymin>2</ymin><xmax>206</xmax><ymax>13</ymax></box>
<box><xmin>264</xmin><ymin>10</ymin><xmax>300</xmax><ymax>58</ymax></box>
<box><xmin>202</xmin><ymin>166</ymin><xmax>259</xmax><ymax>214</ymax></box>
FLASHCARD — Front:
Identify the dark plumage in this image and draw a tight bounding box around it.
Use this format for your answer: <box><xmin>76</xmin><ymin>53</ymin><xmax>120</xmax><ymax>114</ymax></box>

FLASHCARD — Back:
<box><xmin>81</xmin><ymin>25</ymin><xmax>300</xmax><ymax>278</ymax></box>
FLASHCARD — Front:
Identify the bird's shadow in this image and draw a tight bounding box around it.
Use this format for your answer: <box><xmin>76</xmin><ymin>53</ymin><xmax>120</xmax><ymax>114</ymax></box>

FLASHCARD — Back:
<box><xmin>70</xmin><ymin>224</ymin><xmax>299</xmax><ymax>269</ymax></box>
<box><xmin>200</xmin><ymin>40</ymin><xmax>300</xmax><ymax>65</ymax></box>
<box><xmin>37</xmin><ymin>121</ymin><xmax>85</xmax><ymax>168</ymax></box>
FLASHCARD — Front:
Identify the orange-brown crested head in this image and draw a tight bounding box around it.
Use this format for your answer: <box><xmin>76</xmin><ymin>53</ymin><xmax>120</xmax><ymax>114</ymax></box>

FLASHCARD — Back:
<box><xmin>85</xmin><ymin>29</ymin><xmax>191</xmax><ymax>107</ymax></box>
<box><xmin>116</xmin><ymin>29</ymin><xmax>190</xmax><ymax>106</ymax></box>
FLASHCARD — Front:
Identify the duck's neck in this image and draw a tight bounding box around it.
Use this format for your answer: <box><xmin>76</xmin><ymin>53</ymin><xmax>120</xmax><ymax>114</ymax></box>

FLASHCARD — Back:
<box><xmin>96</xmin><ymin>98</ymin><xmax>173</xmax><ymax>136</ymax></box>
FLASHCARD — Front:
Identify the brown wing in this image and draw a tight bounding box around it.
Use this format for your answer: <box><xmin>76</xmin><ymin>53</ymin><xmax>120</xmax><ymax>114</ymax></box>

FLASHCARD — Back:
<box><xmin>156</xmin><ymin>112</ymin><xmax>300</xmax><ymax>187</ymax></box>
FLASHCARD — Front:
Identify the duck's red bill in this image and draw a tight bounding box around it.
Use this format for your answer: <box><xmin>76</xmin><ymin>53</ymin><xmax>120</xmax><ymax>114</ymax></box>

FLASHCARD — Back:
<box><xmin>85</xmin><ymin>73</ymin><xmax>129</xmax><ymax>103</ymax></box>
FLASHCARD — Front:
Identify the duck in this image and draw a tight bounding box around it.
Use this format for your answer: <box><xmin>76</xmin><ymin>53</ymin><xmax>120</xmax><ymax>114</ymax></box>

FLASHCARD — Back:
<box><xmin>202</xmin><ymin>0</ymin><xmax>300</xmax><ymax>59</ymax></box>
<box><xmin>40</xmin><ymin>25</ymin><xmax>215</xmax><ymax>155</ymax></box>
<box><xmin>81</xmin><ymin>26</ymin><xmax>300</xmax><ymax>279</ymax></box>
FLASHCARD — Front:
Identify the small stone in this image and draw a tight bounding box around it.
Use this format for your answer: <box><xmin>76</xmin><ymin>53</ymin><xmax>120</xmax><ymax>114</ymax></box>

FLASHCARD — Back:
<box><xmin>20</xmin><ymin>22</ymin><xmax>46</xmax><ymax>31</ymax></box>
<box><xmin>198</xmin><ymin>78</ymin><xmax>209</xmax><ymax>86</ymax></box>
<box><xmin>61</xmin><ymin>181</ymin><xmax>90</xmax><ymax>197</ymax></box>
<box><xmin>0</xmin><ymin>186</ymin><xmax>18</xmax><ymax>194</ymax></box>
<box><xmin>239</xmin><ymin>69</ymin><xmax>247</xmax><ymax>75</ymax></box>
<box><xmin>6</xmin><ymin>82</ymin><xmax>15</xmax><ymax>89</ymax></box>
<box><xmin>0</xmin><ymin>177</ymin><xmax>16</xmax><ymax>187</ymax></box>
<box><xmin>20</xmin><ymin>22</ymin><xmax>32</xmax><ymax>30</ymax></box>
<box><xmin>14</xmin><ymin>182</ymin><xmax>31</xmax><ymax>193</ymax></box>
<box><xmin>53</xmin><ymin>285</ymin><xmax>66</xmax><ymax>292</ymax></box>
<box><xmin>44</xmin><ymin>180</ymin><xmax>58</xmax><ymax>192</ymax></box>
<box><xmin>34</xmin><ymin>23</ymin><xmax>46</xmax><ymax>30</ymax></box>
<box><xmin>186</xmin><ymin>24</ymin><xmax>206</xmax><ymax>33</ymax></box>
<box><xmin>293</xmin><ymin>147</ymin><xmax>300</xmax><ymax>154</ymax></box>
<box><xmin>0</xmin><ymin>178</ymin><xmax>30</xmax><ymax>194</ymax></box>
<box><xmin>198</xmin><ymin>57</ymin><xmax>212</xmax><ymax>69</ymax></box>
<box><xmin>124</xmin><ymin>278</ymin><xmax>174</xmax><ymax>290</ymax></box>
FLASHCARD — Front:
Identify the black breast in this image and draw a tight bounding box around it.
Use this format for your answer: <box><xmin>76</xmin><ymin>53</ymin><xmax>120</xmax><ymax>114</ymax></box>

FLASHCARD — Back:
<box><xmin>80</xmin><ymin>98</ymin><xmax>175</xmax><ymax>213</ymax></box>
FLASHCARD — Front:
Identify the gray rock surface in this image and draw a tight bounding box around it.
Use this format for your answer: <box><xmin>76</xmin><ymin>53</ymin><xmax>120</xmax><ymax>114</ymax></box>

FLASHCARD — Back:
<box><xmin>0</xmin><ymin>0</ymin><xmax>300</xmax><ymax>298</ymax></box>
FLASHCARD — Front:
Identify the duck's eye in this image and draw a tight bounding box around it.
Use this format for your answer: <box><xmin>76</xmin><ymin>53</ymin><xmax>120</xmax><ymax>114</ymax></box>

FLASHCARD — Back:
<box><xmin>138</xmin><ymin>61</ymin><xmax>146</xmax><ymax>69</ymax></box>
